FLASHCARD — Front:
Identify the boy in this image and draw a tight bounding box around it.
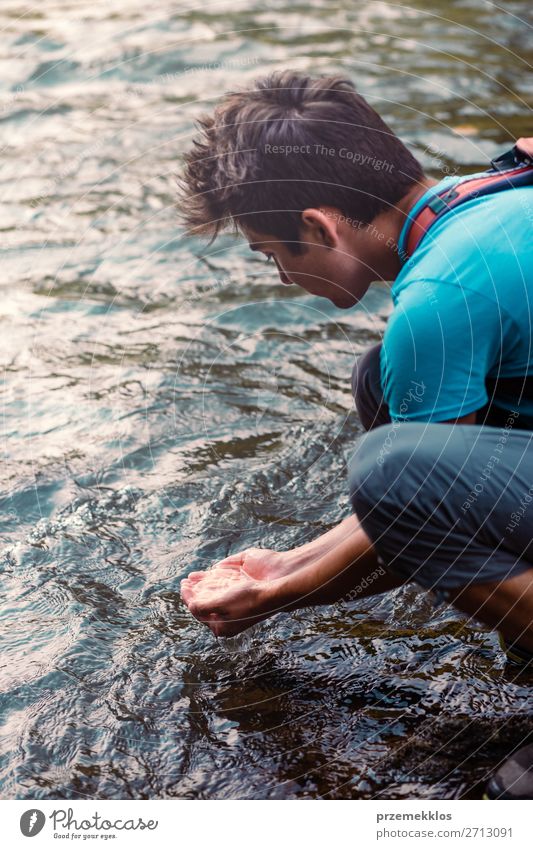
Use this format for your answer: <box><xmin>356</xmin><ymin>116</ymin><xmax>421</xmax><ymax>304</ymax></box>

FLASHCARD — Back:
<box><xmin>178</xmin><ymin>71</ymin><xmax>533</xmax><ymax>798</ymax></box>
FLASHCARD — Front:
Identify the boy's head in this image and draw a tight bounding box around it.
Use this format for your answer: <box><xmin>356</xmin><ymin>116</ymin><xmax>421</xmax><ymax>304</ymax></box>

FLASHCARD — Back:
<box><xmin>178</xmin><ymin>71</ymin><xmax>426</xmax><ymax>307</ymax></box>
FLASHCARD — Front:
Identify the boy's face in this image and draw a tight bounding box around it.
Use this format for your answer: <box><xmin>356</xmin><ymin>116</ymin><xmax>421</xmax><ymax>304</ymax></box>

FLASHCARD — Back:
<box><xmin>244</xmin><ymin>207</ymin><xmax>392</xmax><ymax>309</ymax></box>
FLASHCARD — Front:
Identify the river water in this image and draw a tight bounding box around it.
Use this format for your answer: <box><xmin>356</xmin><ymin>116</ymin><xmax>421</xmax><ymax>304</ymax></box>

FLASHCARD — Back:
<box><xmin>1</xmin><ymin>0</ymin><xmax>532</xmax><ymax>800</ymax></box>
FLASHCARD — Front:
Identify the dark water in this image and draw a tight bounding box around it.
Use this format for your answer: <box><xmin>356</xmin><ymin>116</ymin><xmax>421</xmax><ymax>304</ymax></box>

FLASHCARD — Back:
<box><xmin>1</xmin><ymin>0</ymin><xmax>532</xmax><ymax>800</ymax></box>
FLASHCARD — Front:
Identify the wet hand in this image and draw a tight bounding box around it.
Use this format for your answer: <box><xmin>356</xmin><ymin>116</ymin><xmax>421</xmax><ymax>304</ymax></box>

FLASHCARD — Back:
<box><xmin>180</xmin><ymin>552</ymin><xmax>285</xmax><ymax>637</ymax></box>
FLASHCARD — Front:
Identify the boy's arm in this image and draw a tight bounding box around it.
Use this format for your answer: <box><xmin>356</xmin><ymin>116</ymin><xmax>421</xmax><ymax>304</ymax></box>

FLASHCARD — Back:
<box><xmin>181</xmin><ymin>522</ymin><xmax>402</xmax><ymax>637</ymax></box>
<box><xmin>277</xmin><ymin>526</ymin><xmax>402</xmax><ymax>609</ymax></box>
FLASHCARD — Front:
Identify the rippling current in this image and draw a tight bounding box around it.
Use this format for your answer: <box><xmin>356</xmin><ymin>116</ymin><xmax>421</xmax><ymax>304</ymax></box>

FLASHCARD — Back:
<box><xmin>1</xmin><ymin>0</ymin><xmax>532</xmax><ymax>799</ymax></box>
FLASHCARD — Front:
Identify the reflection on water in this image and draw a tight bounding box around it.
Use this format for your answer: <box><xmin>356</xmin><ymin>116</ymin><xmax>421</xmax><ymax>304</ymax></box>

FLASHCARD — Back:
<box><xmin>1</xmin><ymin>0</ymin><xmax>532</xmax><ymax>799</ymax></box>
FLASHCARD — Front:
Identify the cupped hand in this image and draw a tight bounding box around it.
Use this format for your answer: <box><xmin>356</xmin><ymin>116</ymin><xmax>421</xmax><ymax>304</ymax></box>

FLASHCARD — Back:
<box><xmin>180</xmin><ymin>548</ymin><xmax>288</xmax><ymax>637</ymax></box>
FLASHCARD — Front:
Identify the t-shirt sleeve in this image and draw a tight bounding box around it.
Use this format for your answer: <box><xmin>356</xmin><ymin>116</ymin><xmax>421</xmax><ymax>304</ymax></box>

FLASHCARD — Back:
<box><xmin>380</xmin><ymin>281</ymin><xmax>502</xmax><ymax>423</ymax></box>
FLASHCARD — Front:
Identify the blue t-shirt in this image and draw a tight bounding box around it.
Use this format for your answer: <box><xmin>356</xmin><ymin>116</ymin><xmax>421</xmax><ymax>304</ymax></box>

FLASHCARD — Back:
<box><xmin>381</xmin><ymin>172</ymin><xmax>533</xmax><ymax>425</ymax></box>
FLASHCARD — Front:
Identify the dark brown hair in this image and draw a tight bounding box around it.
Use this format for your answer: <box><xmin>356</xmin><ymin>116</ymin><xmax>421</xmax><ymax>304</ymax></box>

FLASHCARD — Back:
<box><xmin>178</xmin><ymin>70</ymin><xmax>424</xmax><ymax>253</ymax></box>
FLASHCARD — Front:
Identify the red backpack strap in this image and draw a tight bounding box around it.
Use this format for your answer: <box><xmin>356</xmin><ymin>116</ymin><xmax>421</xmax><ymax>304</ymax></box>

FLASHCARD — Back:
<box><xmin>403</xmin><ymin>139</ymin><xmax>533</xmax><ymax>261</ymax></box>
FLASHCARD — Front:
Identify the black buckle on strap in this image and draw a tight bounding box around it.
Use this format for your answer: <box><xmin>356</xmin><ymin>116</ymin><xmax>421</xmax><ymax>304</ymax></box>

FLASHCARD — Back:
<box><xmin>490</xmin><ymin>143</ymin><xmax>528</xmax><ymax>172</ymax></box>
<box><xmin>427</xmin><ymin>195</ymin><xmax>450</xmax><ymax>214</ymax></box>
<box><xmin>426</xmin><ymin>189</ymin><xmax>459</xmax><ymax>214</ymax></box>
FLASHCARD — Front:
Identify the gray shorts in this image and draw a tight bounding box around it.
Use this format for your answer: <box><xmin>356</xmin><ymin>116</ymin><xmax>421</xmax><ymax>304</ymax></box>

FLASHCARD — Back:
<box><xmin>348</xmin><ymin>421</ymin><xmax>533</xmax><ymax>595</ymax></box>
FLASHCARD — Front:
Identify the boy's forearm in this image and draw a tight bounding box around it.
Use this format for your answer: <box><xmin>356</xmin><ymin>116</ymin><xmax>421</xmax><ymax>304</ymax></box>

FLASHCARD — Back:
<box><xmin>287</xmin><ymin>514</ymin><xmax>361</xmax><ymax>567</ymax></box>
<box><xmin>270</xmin><ymin>525</ymin><xmax>401</xmax><ymax>611</ymax></box>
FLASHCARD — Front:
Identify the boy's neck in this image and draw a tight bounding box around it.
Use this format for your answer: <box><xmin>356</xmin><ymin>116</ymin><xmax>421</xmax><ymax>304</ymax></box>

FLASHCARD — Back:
<box><xmin>377</xmin><ymin>175</ymin><xmax>440</xmax><ymax>280</ymax></box>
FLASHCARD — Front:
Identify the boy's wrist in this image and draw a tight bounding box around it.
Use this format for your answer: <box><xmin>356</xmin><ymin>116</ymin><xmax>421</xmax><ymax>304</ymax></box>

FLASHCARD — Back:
<box><xmin>267</xmin><ymin>570</ymin><xmax>312</xmax><ymax>613</ymax></box>
<box><xmin>261</xmin><ymin>574</ymin><xmax>300</xmax><ymax>615</ymax></box>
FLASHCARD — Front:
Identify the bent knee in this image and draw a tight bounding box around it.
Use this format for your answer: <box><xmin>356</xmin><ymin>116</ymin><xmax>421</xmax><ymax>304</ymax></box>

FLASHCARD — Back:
<box><xmin>348</xmin><ymin>422</ymin><xmax>454</xmax><ymax>515</ymax></box>
<box><xmin>348</xmin><ymin>427</ymin><xmax>392</xmax><ymax>521</ymax></box>
<box><xmin>352</xmin><ymin>344</ymin><xmax>381</xmax><ymax>405</ymax></box>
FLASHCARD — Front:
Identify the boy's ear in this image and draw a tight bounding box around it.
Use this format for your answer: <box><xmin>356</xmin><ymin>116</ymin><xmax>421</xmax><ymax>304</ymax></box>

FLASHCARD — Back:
<box><xmin>301</xmin><ymin>207</ymin><xmax>340</xmax><ymax>248</ymax></box>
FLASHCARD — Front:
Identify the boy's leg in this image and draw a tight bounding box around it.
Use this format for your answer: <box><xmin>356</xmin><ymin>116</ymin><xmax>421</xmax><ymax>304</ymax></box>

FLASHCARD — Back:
<box><xmin>351</xmin><ymin>343</ymin><xmax>391</xmax><ymax>431</ymax></box>
<box><xmin>349</xmin><ymin>421</ymin><xmax>533</xmax><ymax>651</ymax></box>
<box><xmin>351</xmin><ymin>343</ymin><xmax>526</xmax><ymax>431</ymax></box>
<box><xmin>447</xmin><ymin>569</ymin><xmax>533</xmax><ymax>654</ymax></box>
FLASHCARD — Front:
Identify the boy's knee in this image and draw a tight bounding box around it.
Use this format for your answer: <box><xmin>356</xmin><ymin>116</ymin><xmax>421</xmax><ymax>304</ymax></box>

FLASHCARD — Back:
<box><xmin>351</xmin><ymin>344</ymin><xmax>381</xmax><ymax>405</ymax></box>
<box><xmin>348</xmin><ymin>427</ymin><xmax>389</xmax><ymax>518</ymax></box>
<box><xmin>351</xmin><ymin>343</ymin><xmax>391</xmax><ymax>431</ymax></box>
<box><xmin>348</xmin><ymin>423</ymin><xmax>434</xmax><ymax>516</ymax></box>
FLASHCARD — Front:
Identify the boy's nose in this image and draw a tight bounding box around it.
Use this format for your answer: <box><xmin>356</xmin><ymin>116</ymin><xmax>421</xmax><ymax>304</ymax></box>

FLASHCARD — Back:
<box><xmin>273</xmin><ymin>257</ymin><xmax>293</xmax><ymax>285</ymax></box>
